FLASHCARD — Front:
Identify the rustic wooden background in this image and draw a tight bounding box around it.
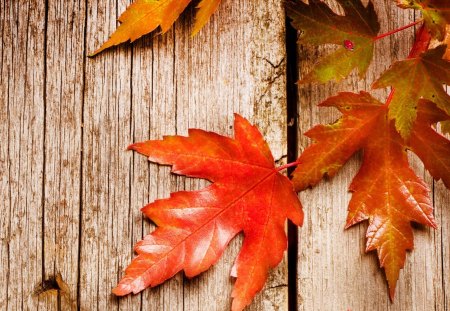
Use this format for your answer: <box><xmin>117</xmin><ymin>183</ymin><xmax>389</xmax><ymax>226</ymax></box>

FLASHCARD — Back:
<box><xmin>0</xmin><ymin>0</ymin><xmax>448</xmax><ymax>310</ymax></box>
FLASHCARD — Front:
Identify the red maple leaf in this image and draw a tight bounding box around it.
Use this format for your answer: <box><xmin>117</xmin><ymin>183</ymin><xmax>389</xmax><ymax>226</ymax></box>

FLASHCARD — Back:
<box><xmin>114</xmin><ymin>114</ymin><xmax>303</xmax><ymax>311</ymax></box>
<box><xmin>292</xmin><ymin>92</ymin><xmax>449</xmax><ymax>298</ymax></box>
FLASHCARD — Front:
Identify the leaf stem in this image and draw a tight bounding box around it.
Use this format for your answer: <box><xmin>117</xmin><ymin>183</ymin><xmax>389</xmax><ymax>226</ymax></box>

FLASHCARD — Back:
<box><xmin>407</xmin><ymin>24</ymin><xmax>431</xmax><ymax>59</ymax></box>
<box><xmin>276</xmin><ymin>161</ymin><xmax>301</xmax><ymax>171</ymax></box>
<box><xmin>374</xmin><ymin>20</ymin><xmax>423</xmax><ymax>41</ymax></box>
<box><xmin>384</xmin><ymin>89</ymin><xmax>396</xmax><ymax>107</ymax></box>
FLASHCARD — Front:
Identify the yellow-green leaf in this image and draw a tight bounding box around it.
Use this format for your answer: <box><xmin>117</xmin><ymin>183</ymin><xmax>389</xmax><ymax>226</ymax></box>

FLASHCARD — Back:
<box><xmin>396</xmin><ymin>0</ymin><xmax>450</xmax><ymax>40</ymax></box>
<box><xmin>373</xmin><ymin>46</ymin><xmax>450</xmax><ymax>137</ymax></box>
<box><xmin>285</xmin><ymin>0</ymin><xmax>380</xmax><ymax>84</ymax></box>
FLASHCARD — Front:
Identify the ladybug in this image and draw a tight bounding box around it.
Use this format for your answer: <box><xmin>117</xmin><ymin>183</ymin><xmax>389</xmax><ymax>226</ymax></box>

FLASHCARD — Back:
<box><xmin>344</xmin><ymin>39</ymin><xmax>355</xmax><ymax>51</ymax></box>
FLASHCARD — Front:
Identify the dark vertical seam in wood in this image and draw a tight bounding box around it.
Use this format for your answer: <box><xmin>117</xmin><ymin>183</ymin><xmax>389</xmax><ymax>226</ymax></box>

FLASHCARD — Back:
<box><xmin>57</xmin><ymin>0</ymin><xmax>65</xmax><ymax>284</ymax></box>
<box><xmin>56</xmin><ymin>2</ymin><xmax>64</xmax><ymax>308</ymax></box>
<box><xmin>285</xmin><ymin>13</ymin><xmax>299</xmax><ymax>311</ymax></box>
<box><xmin>431</xmin><ymin>178</ymin><xmax>445</xmax><ymax>311</ymax></box>
<box><xmin>77</xmin><ymin>0</ymin><xmax>88</xmax><ymax>309</ymax></box>
<box><xmin>129</xmin><ymin>42</ymin><xmax>134</xmax><ymax>244</ymax></box>
<box><xmin>41</xmin><ymin>0</ymin><xmax>50</xmax><ymax>310</ymax></box>
<box><xmin>112</xmin><ymin>4</ymin><xmax>119</xmax><ymax>310</ymax></box>
<box><xmin>57</xmin><ymin>0</ymin><xmax>65</xmax><ymax>301</ymax></box>
<box><xmin>173</xmin><ymin>27</ymin><xmax>178</xmax><ymax>136</ymax></box>
<box><xmin>23</xmin><ymin>3</ymin><xmax>32</xmax><ymax>310</ymax></box>
<box><xmin>126</xmin><ymin>22</ymin><xmax>135</xmax><ymax>311</ymax></box>
<box><xmin>129</xmin><ymin>39</ymin><xmax>134</xmax><ymax>272</ymax></box>
<box><xmin>439</xmin><ymin>76</ymin><xmax>447</xmax><ymax>311</ymax></box>
<box><xmin>41</xmin><ymin>0</ymin><xmax>49</xmax><ymax>285</ymax></box>
<box><xmin>432</xmin><ymin>180</ymin><xmax>437</xmax><ymax>311</ymax></box>
<box><xmin>171</xmin><ymin>24</ymin><xmax>183</xmax><ymax>311</ymax></box>
<box><xmin>140</xmin><ymin>36</ymin><xmax>155</xmax><ymax>311</ymax></box>
<box><xmin>438</xmin><ymin>180</ymin><xmax>447</xmax><ymax>310</ymax></box>
<box><xmin>443</xmin><ymin>186</ymin><xmax>448</xmax><ymax>308</ymax></box>
<box><xmin>113</xmin><ymin>2</ymin><xmax>120</xmax><ymax>310</ymax></box>
<box><xmin>21</xmin><ymin>2</ymin><xmax>30</xmax><ymax>309</ymax></box>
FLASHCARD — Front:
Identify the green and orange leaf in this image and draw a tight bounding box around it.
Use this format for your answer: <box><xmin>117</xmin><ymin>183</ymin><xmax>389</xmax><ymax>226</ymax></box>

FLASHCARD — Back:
<box><xmin>285</xmin><ymin>0</ymin><xmax>380</xmax><ymax>83</ymax></box>
<box><xmin>345</xmin><ymin>107</ymin><xmax>436</xmax><ymax>299</ymax></box>
<box><xmin>373</xmin><ymin>45</ymin><xmax>450</xmax><ymax>137</ymax></box>
<box><xmin>409</xmin><ymin>100</ymin><xmax>450</xmax><ymax>188</ymax></box>
<box><xmin>115</xmin><ymin>114</ymin><xmax>303</xmax><ymax>311</ymax></box>
<box><xmin>293</xmin><ymin>92</ymin><xmax>450</xmax><ymax>298</ymax></box>
<box><xmin>91</xmin><ymin>0</ymin><xmax>222</xmax><ymax>56</ymax></box>
<box><xmin>396</xmin><ymin>0</ymin><xmax>450</xmax><ymax>40</ymax></box>
<box><xmin>292</xmin><ymin>92</ymin><xmax>382</xmax><ymax>189</ymax></box>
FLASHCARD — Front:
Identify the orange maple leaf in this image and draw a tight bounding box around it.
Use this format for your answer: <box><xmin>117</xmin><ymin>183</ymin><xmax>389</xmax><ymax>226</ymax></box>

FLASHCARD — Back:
<box><xmin>292</xmin><ymin>92</ymin><xmax>450</xmax><ymax>298</ymax></box>
<box><xmin>115</xmin><ymin>114</ymin><xmax>303</xmax><ymax>311</ymax></box>
<box><xmin>291</xmin><ymin>92</ymin><xmax>381</xmax><ymax>189</ymax></box>
<box><xmin>91</xmin><ymin>0</ymin><xmax>222</xmax><ymax>56</ymax></box>
<box><xmin>345</xmin><ymin>104</ymin><xmax>437</xmax><ymax>299</ymax></box>
<box><xmin>409</xmin><ymin>100</ymin><xmax>450</xmax><ymax>188</ymax></box>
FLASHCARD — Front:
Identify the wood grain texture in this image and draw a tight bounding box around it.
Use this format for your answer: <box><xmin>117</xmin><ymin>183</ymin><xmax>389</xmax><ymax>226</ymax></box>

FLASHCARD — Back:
<box><xmin>1</xmin><ymin>1</ymin><xmax>47</xmax><ymax>310</ymax></box>
<box><xmin>296</xmin><ymin>1</ymin><xmax>449</xmax><ymax>310</ymax></box>
<box><xmin>1</xmin><ymin>0</ymin><xmax>289</xmax><ymax>310</ymax></box>
<box><xmin>1</xmin><ymin>0</ymin><xmax>449</xmax><ymax>310</ymax></box>
<box><xmin>42</xmin><ymin>0</ymin><xmax>86</xmax><ymax>310</ymax></box>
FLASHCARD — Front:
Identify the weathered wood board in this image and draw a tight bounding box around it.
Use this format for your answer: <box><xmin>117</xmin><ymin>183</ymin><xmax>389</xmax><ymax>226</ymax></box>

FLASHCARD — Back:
<box><xmin>1</xmin><ymin>0</ymin><xmax>449</xmax><ymax>310</ymax></box>
<box><xmin>1</xmin><ymin>0</ymin><xmax>289</xmax><ymax>310</ymax></box>
<box><xmin>296</xmin><ymin>1</ymin><xmax>450</xmax><ymax>311</ymax></box>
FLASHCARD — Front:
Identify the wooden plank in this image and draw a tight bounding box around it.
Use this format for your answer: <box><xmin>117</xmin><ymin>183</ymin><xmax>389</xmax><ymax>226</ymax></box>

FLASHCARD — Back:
<box><xmin>80</xmin><ymin>0</ymin><xmax>136</xmax><ymax>310</ymax></box>
<box><xmin>170</xmin><ymin>2</ymin><xmax>290</xmax><ymax>310</ymax></box>
<box><xmin>434</xmin><ymin>178</ymin><xmax>450</xmax><ymax>311</ymax></box>
<box><xmin>296</xmin><ymin>1</ymin><xmax>449</xmax><ymax>310</ymax></box>
<box><xmin>0</xmin><ymin>0</ymin><xmax>47</xmax><ymax>310</ymax></box>
<box><xmin>0</xmin><ymin>1</ymin><xmax>9</xmax><ymax>308</ymax></box>
<box><xmin>132</xmin><ymin>23</ymin><xmax>183</xmax><ymax>311</ymax></box>
<box><xmin>42</xmin><ymin>0</ymin><xmax>86</xmax><ymax>310</ymax></box>
<box><xmin>80</xmin><ymin>0</ymin><xmax>289</xmax><ymax>310</ymax></box>
<box><xmin>135</xmin><ymin>26</ymin><xmax>186</xmax><ymax>311</ymax></box>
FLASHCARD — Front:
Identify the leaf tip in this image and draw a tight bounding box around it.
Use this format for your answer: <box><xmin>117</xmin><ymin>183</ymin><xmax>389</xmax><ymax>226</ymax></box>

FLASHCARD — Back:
<box><xmin>112</xmin><ymin>283</ymin><xmax>131</xmax><ymax>297</ymax></box>
<box><xmin>89</xmin><ymin>44</ymin><xmax>110</xmax><ymax>57</ymax></box>
<box><xmin>231</xmin><ymin>287</ymin><xmax>252</xmax><ymax>311</ymax></box>
<box><xmin>233</xmin><ymin>112</ymin><xmax>243</xmax><ymax>120</ymax></box>
<box><xmin>233</xmin><ymin>113</ymin><xmax>252</xmax><ymax>131</ymax></box>
<box><xmin>429</xmin><ymin>219</ymin><xmax>438</xmax><ymax>230</ymax></box>
<box><xmin>95</xmin><ymin>48</ymin><xmax>111</xmax><ymax>57</ymax></box>
<box><xmin>344</xmin><ymin>221</ymin><xmax>354</xmax><ymax>230</ymax></box>
<box><xmin>127</xmin><ymin>144</ymin><xmax>137</xmax><ymax>151</ymax></box>
<box><xmin>230</xmin><ymin>299</ymin><xmax>246</xmax><ymax>311</ymax></box>
<box><xmin>389</xmin><ymin>286</ymin><xmax>396</xmax><ymax>302</ymax></box>
<box><xmin>191</xmin><ymin>23</ymin><xmax>203</xmax><ymax>37</ymax></box>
